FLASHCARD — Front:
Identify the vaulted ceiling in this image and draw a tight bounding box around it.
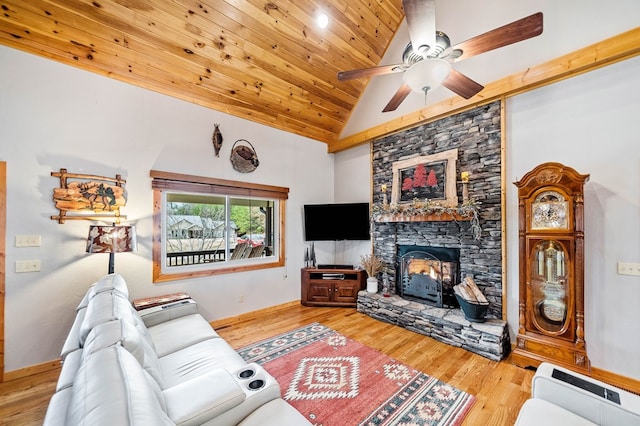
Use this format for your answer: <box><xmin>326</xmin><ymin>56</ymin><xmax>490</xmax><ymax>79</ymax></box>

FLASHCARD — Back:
<box><xmin>1</xmin><ymin>1</ymin><xmax>639</xmax><ymax>153</ymax></box>
<box><xmin>0</xmin><ymin>0</ymin><xmax>405</xmax><ymax>144</ymax></box>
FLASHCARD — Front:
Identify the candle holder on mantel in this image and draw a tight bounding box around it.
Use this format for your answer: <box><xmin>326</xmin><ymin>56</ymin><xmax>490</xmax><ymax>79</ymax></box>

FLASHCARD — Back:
<box><xmin>381</xmin><ymin>184</ymin><xmax>388</xmax><ymax>207</ymax></box>
<box><xmin>460</xmin><ymin>172</ymin><xmax>470</xmax><ymax>202</ymax></box>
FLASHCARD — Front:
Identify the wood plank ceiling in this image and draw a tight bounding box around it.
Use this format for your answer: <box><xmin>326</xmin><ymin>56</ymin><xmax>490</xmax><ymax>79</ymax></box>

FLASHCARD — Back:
<box><xmin>0</xmin><ymin>0</ymin><xmax>405</xmax><ymax>145</ymax></box>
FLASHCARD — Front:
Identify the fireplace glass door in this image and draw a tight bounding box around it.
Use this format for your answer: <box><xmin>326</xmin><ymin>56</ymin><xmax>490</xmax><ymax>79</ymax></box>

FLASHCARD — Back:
<box><xmin>398</xmin><ymin>250</ymin><xmax>458</xmax><ymax>308</ymax></box>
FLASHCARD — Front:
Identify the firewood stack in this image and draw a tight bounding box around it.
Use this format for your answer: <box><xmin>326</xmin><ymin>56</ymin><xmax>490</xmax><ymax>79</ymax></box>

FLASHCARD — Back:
<box><xmin>454</xmin><ymin>276</ymin><xmax>489</xmax><ymax>306</ymax></box>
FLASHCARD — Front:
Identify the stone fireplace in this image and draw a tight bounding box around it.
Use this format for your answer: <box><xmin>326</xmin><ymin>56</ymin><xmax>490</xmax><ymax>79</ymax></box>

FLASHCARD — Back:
<box><xmin>356</xmin><ymin>101</ymin><xmax>511</xmax><ymax>360</ymax></box>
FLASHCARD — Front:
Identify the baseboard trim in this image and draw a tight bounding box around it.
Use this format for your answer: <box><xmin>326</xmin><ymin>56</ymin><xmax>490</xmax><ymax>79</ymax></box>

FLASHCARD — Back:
<box><xmin>3</xmin><ymin>360</ymin><xmax>60</xmax><ymax>383</ymax></box>
<box><xmin>509</xmin><ymin>343</ymin><xmax>640</xmax><ymax>395</ymax></box>
<box><xmin>591</xmin><ymin>367</ymin><xmax>640</xmax><ymax>396</ymax></box>
<box><xmin>209</xmin><ymin>300</ymin><xmax>301</xmax><ymax>330</ymax></box>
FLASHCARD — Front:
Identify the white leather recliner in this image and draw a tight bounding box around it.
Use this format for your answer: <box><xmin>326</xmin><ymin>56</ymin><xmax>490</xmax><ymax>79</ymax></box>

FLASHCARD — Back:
<box><xmin>43</xmin><ymin>274</ymin><xmax>311</xmax><ymax>426</ymax></box>
<box><xmin>516</xmin><ymin>363</ymin><xmax>640</xmax><ymax>425</ymax></box>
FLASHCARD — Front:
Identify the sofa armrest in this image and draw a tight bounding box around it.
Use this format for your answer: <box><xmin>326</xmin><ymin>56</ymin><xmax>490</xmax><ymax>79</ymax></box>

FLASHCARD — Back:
<box><xmin>138</xmin><ymin>299</ymin><xmax>198</xmax><ymax>327</ymax></box>
<box><xmin>162</xmin><ymin>368</ymin><xmax>245</xmax><ymax>426</ymax></box>
<box><xmin>532</xmin><ymin>363</ymin><xmax>640</xmax><ymax>425</ymax></box>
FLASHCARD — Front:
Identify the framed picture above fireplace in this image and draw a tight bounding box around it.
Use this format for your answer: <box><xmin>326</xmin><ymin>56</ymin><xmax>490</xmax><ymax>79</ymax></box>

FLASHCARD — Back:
<box><xmin>391</xmin><ymin>148</ymin><xmax>458</xmax><ymax>207</ymax></box>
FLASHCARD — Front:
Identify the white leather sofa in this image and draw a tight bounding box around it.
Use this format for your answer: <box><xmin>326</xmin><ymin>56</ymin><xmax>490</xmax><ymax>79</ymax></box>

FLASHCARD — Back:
<box><xmin>516</xmin><ymin>362</ymin><xmax>640</xmax><ymax>425</ymax></box>
<box><xmin>43</xmin><ymin>273</ymin><xmax>311</xmax><ymax>426</ymax></box>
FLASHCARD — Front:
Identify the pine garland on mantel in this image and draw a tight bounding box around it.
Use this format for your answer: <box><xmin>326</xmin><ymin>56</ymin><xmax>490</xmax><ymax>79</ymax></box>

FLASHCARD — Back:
<box><xmin>372</xmin><ymin>198</ymin><xmax>482</xmax><ymax>240</ymax></box>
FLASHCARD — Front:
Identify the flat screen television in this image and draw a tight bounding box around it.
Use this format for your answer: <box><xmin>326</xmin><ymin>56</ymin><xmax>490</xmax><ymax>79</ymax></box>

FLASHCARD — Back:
<box><xmin>303</xmin><ymin>202</ymin><xmax>370</xmax><ymax>241</ymax></box>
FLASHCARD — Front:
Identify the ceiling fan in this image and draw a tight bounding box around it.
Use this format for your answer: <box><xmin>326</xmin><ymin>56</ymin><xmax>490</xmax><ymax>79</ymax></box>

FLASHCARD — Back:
<box><xmin>337</xmin><ymin>0</ymin><xmax>543</xmax><ymax>112</ymax></box>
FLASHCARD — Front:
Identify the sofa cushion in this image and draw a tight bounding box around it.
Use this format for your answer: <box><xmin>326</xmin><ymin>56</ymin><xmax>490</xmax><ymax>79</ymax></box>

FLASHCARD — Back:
<box><xmin>162</xmin><ymin>368</ymin><xmax>246</xmax><ymax>426</ymax></box>
<box><xmin>515</xmin><ymin>398</ymin><xmax>597</xmax><ymax>425</ymax></box>
<box><xmin>93</xmin><ymin>273</ymin><xmax>129</xmax><ymax>298</ymax></box>
<box><xmin>79</xmin><ymin>290</ymin><xmax>150</xmax><ymax>346</ymax></box>
<box><xmin>76</xmin><ymin>286</ymin><xmax>95</xmax><ymax>311</ymax></box>
<box><xmin>66</xmin><ymin>345</ymin><xmax>173</xmax><ymax>426</ymax></box>
<box><xmin>60</xmin><ymin>307</ymin><xmax>87</xmax><ymax>360</ymax></box>
<box><xmin>83</xmin><ymin>319</ymin><xmax>164</xmax><ymax>387</ymax></box>
<box><xmin>159</xmin><ymin>338</ymin><xmax>246</xmax><ymax>388</ymax></box>
<box><xmin>148</xmin><ymin>313</ymin><xmax>219</xmax><ymax>357</ymax></box>
<box><xmin>42</xmin><ymin>387</ymin><xmax>73</xmax><ymax>426</ymax></box>
<box><xmin>76</xmin><ymin>274</ymin><xmax>129</xmax><ymax>311</ymax></box>
<box><xmin>56</xmin><ymin>349</ymin><xmax>83</xmax><ymax>392</ymax></box>
<box><xmin>237</xmin><ymin>398</ymin><xmax>311</xmax><ymax>426</ymax></box>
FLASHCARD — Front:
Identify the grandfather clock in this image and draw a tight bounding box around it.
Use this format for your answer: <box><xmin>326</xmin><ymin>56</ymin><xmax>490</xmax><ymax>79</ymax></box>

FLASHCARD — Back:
<box><xmin>513</xmin><ymin>162</ymin><xmax>590</xmax><ymax>372</ymax></box>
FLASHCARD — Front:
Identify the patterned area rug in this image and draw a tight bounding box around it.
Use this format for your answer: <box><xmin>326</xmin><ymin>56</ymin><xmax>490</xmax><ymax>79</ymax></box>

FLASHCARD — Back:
<box><xmin>237</xmin><ymin>323</ymin><xmax>475</xmax><ymax>426</ymax></box>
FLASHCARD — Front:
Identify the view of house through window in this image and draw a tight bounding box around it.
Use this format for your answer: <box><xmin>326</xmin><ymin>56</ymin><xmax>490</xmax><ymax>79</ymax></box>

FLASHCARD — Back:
<box><xmin>151</xmin><ymin>170</ymin><xmax>288</xmax><ymax>282</ymax></box>
<box><xmin>165</xmin><ymin>193</ymin><xmax>275</xmax><ymax>266</ymax></box>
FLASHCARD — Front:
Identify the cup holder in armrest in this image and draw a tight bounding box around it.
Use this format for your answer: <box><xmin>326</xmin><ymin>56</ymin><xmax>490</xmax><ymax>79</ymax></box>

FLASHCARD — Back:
<box><xmin>248</xmin><ymin>379</ymin><xmax>265</xmax><ymax>390</ymax></box>
<box><xmin>238</xmin><ymin>368</ymin><xmax>255</xmax><ymax>379</ymax></box>
<box><xmin>233</xmin><ymin>363</ymin><xmax>278</xmax><ymax>395</ymax></box>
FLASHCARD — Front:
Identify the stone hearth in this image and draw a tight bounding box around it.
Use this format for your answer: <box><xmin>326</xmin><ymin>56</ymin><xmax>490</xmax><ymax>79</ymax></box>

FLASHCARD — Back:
<box><xmin>357</xmin><ymin>292</ymin><xmax>510</xmax><ymax>361</ymax></box>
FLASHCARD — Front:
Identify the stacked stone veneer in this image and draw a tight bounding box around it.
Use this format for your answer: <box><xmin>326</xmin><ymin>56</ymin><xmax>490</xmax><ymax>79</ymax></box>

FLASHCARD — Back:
<box><xmin>370</xmin><ymin>101</ymin><xmax>503</xmax><ymax>319</ymax></box>
<box><xmin>358</xmin><ymin>292</ymin><xmax>510</xmax><ymax>361</ymax></box>
<box><xmin>359</xmin><ymin>101</ymin><xmax>510</xmax><ymax>358</ymax></box>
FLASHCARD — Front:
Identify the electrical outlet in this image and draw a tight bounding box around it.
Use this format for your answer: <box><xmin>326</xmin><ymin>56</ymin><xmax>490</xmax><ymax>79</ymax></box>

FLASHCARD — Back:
<box><xmin>239</xmin><ymin>295</ymin><xmax>245</xmax><ymax>303</ymax></box>
<box><xmin>15</xmin><ymin>234</ymin><xmax>41</xmax><ymax>247</ymax></box>
<box><xmin>617</xmin><ymin>262</ymin><xmax>640</xmax><ymax>276</ymax></box>
<box><xmin>15</xmin><ymin>259</ymin><xmax>41</xmax><ymax>273</ymax></box>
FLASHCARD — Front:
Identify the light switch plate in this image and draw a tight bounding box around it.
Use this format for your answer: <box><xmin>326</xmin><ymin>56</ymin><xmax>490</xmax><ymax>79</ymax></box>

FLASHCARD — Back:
<box><xmin>15</xmin><ymin>260</ymin><xmax>41</xmax><ymax>273</ymax></box>
<box><xmin>15</xmin><ymin>234</ymin><xmax>41</xmax><ymax>247</ymax></box>
<box><xmin>617</xmin><ymin>262</ymin><xmax>640</xmax><ymax>276</ymax></box>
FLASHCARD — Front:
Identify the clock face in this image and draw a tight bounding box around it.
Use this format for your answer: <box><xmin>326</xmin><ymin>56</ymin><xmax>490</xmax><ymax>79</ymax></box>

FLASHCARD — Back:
<box><xmin>531</xmin><ymin>191</ymin><xmax>569</xmax><ymax>230</ymax></box>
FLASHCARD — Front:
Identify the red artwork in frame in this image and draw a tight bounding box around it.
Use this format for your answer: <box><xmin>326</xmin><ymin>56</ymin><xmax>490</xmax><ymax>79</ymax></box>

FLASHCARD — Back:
<box><xmin>391</xmin><ymin>148</ymin><xmax>459</xmax><ymax>207</ymax></box>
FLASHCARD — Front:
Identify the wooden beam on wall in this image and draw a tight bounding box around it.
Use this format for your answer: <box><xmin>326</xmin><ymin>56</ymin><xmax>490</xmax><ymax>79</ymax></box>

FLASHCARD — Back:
<box><xmin>0</xmin><ymin>162</ymin><xmax>5</xmax><ymax>382</ymax></box>
<box><xmin>330</xmin><ymin>27</ymin><xmax>640</xmax><ymax>153</ymax></box>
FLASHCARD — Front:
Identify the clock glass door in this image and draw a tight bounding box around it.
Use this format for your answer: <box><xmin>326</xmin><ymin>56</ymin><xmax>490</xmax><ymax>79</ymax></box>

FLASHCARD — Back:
<box><xmin>530</xmin><ymin>239</ymin><xmax>570</xmax><ymax>334</ymax></box>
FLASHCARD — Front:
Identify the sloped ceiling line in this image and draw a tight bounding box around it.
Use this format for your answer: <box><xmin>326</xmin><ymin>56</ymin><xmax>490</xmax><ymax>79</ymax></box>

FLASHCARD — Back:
<box><xmin>331</xmin><ymin>27</ymin><xmax>640</xmax><ymax>153</ymax></box>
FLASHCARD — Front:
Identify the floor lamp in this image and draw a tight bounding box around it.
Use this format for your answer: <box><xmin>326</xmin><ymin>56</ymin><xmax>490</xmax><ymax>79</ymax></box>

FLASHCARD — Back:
<box><xmin>86</xmin><ymin>224</ymin><xmax>137</xmax><ymax>274</ymax></box>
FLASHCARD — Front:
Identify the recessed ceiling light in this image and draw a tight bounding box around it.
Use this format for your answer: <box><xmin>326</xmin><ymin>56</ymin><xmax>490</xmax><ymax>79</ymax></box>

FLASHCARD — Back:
<box><xmin>317</xmin><ymin>13</ymin><xmax>329</xmax><ymax>29</ymax></box>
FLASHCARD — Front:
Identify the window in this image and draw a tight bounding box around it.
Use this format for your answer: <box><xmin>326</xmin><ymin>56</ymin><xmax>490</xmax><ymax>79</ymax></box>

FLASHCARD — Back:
<box><xmin>151</xmin><ymin>170</ymin><xmax>288</xmax><ymax>282</ymax></box>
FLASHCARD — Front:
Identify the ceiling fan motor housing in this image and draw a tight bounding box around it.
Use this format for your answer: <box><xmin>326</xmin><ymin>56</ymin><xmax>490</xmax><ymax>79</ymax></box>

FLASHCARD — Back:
<box><xmin>403</xmin><ymin>31</ymin><xmax>451</xmax><ymax>65</ymax></box>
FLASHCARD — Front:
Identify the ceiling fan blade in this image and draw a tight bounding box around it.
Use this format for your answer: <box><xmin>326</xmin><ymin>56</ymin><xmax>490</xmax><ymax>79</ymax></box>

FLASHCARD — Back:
<box><xmin>403</xmin><ymin>0</ymin><xmax>436</xmax><ymax>56</ymax></box>
<box><xmin>442</xmin><ymin>69</ymin><xmax>484</xmax><ymax>99</ymax></box>
<box><xmin>382</xmin><ymin>83</ymin><xmax>413</xmax><ymax>112</ymax></box>
<box><xmin>448</xmin><ymin>12</ymin><xmax>543</xmax><ymax>62</ymax></box>
<box><xmin>337</xmin><ymin>64</ymin><xmax>405</xmax><ymax>81</ymax></box>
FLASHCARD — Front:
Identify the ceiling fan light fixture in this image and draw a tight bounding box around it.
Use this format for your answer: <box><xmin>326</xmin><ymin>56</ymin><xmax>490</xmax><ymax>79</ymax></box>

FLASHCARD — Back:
<box><xmin>403</xmin><ymin>59</ymin><xmax>451</xmax><ymax>94</ymax></box>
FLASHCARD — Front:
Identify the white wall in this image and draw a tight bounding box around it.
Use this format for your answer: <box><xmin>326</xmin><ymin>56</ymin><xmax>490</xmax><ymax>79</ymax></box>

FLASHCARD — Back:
<box><xmin>334</xmin><ymin>56</ymin><xmax>640</xmax><ymax>379</ymax></box>
<box><xmin>0</xmin><ymin>46</ymin><xmax>336</xmax><ymax>372</ymax></box>
<box><xmin>506</xmin><ymin>56</ymin><xmax>640</xmax><ymax>379</ymax></box>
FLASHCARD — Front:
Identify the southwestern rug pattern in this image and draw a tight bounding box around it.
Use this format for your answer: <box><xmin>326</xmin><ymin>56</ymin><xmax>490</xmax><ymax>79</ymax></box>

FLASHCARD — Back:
<box><xmin>237</xmin><ymin>323</ymin><xmax>475</xmax><ymax>426</ymax></box>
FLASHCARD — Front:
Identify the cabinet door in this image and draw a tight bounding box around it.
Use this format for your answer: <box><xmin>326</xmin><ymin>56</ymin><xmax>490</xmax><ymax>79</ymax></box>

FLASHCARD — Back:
<box><xmin>307</xmin><ymin>282</ymin><xmax>332</xmax><ymax>303</ymax></box>
<box><xmin>334</xmin><ymin>282</ymin><xmax>358</xmax><ymax>303</ymax></box>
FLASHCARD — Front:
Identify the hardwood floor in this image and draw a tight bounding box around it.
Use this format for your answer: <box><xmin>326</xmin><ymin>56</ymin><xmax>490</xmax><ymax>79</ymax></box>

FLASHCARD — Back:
<box><xmin>0</xmin><ymin>304</ymin><xmax>534</xmax><ymax>425</ymax></box>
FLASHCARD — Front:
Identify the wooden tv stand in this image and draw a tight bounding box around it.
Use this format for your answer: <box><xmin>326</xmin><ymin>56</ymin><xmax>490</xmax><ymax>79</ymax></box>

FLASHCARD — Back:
<box><xmin>301</xmin><ymin>267</ymin><xmax>366</xmax><ymax>307</ymax></box>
